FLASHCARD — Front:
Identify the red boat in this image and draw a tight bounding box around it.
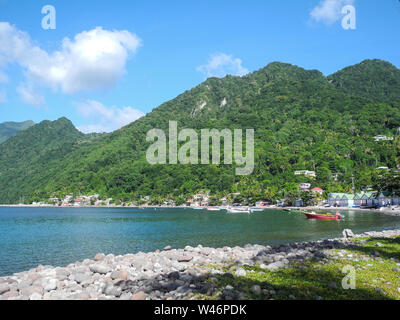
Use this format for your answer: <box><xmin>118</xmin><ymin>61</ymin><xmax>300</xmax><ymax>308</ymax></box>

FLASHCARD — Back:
<box><xmin>304</xmin><ymin>211</ymin><xmax>342</xmax><ymax>220</ymax></box>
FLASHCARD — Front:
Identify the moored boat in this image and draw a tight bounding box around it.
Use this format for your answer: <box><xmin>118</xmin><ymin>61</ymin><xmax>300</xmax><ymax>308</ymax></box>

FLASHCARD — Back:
<box><xmin>227</xmin><ymin>207</ymin><xmax>251</xmax><ymax>214</ymax></box>
<box><xmin>206</xmin><ymin>207</ymin><xmax>221</xmax><ymax>211</ymax></box>
<box><xmin>250</xmin><ymin>207</ymin><xmax>264</xmax><ymax>213</ymax></box>
<box><xmin>304</xmin><ymin>211</ymin><xmax>342</xmax><ymax>220</ymax></box>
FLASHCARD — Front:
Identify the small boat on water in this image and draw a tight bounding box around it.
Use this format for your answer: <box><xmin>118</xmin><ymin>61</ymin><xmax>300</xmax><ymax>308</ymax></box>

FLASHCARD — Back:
<box><xmin>206</xmin><ymin>207</ymin><xmax>221</xmax><ymax>211</ymax></box>
<box><xmin>250</xmin><ymin>207</ymin><xmax>264</xmax><ymax>213</ymax></box>
<box><xmin>304</xmin><ymin>211</ymin><xmax>343</xmax><ymax>220</ymax></box>
<box><xmin>227</xmin><ymin>207</ymin><xmax>251</xmax><ymax>214</ymax></box>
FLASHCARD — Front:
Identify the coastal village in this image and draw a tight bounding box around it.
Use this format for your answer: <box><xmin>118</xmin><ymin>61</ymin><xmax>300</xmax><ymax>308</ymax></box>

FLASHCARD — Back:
<box><xmin>27</xmin><ymin>183</ymin><xmax>399</xmax><ymax>211</ymax></box>
<box><xmin>23</xmin><ymin>131</ymin><xmax>399</xmax><ymax>211</ymax></box>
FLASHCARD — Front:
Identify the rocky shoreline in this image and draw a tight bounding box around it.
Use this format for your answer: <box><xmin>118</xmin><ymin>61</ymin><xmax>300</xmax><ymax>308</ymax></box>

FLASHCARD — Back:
<box><xmin>1</xmin><ymin>228</ymin><xmax>399</xmax><ymax>300</ymax></box>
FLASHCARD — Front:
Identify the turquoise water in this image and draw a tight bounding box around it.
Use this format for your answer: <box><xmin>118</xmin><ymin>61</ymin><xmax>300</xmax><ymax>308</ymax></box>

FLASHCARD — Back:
<box><xmin>1</xmin><ymin>207</ymin><xmax>400</xmax><ymax>276</ymax></box>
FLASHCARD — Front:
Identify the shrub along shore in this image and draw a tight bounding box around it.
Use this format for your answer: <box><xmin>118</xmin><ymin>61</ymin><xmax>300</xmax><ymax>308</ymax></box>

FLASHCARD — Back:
<box><xmin>0</xmin><ymin>228</ymin><xmax>399</xmax><ymax>300</ymax></box>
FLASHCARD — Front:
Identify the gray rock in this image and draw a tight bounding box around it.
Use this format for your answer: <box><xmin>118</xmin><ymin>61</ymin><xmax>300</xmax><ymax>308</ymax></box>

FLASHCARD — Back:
<box><xmin>371</xmin><ymin>250</ymin><xmax>380</xmax><ymax>256</ymax></box>
<box><xmin>29</xmin><ymin>292</ymin><xmax>42</xmax><ymax>300</ymax></box>
<box><xmin>74</xmin><ymin>273</ymin><xmax>91</xmax><ymax>284</ymax></box>
<box><xmin>44</xmin><ymin>279</ymin><xmax>58</xmax><ymax>291</ymax></box>
<box><xmin>110</xmin><ymin>271</ymin><xmax>121</xmax><ymax>280</ymax></box>
<box><xmin>251</xmin><ymin>285</ymin><xmax>261</xmax><ymax>295</ymax></box>
<box><xmin>104</xmin><ymin>285</ymin><xmax>122</xmax><ymax>297</ymax></box>
<box><xmin>89</xmin><ymin>264</ymin><xmax>112</xmax><ymax>274</ymax></box>
<box><xmin>165</xmin><ymin>282</ymin><xmax>180</xmax><ymax>292</ymax></box>
<box><xmin>17</xmin><ymin>279</ymin><xmax>32</xmax><ymax>290</ymax></box>
<box><xmin>131</xmin><ymin>291</ymin><xmax>146</xmax><ymax>300</ymax></box>
<box><xmin>168</xmin><ymin>271</ymin><xmax>180</xmax><ymax>281</ymax></box>
<box><xmin>74</xmin><ymin>292</ymin><xmax>90</xmax><ymax>300</ymax></box>
<box><xmin>265</xmin><ymin>261</ymin><xmax>285</xmax><ymax>271</ymax></box>
<box><xmin>343</xmin><ymin>229</ymin><xmax>355</xmax><ymax>239</ymax></box>
<box><xmin>2</xmin><ymin>290</ymin><xmax>20</xmax><ymax>299</ymax></box>
<box><xmin>20</xmin><ymin>285</ymin><xmax>43</xmax><ymax>297</ymax></box>
<box><xmin>55</xmin><ymin>269</ymin><xmax>70</xmax><ymax>281</ymax></box>
<box><xmin>222</xmin><ymin>272</ymin><xmax>234</xmax><ymax>280</ymax></box>
<box><xmin>94</xmin><ymin>253</ymin><xmax>105</xmax><ymax>261</ymax></box>
<box><xmin>177</xmin><ymin>255</ymin><xmax>193</xmax><ymax>263</ymax></box>
<box><xmin>0</xmin><ymin>284</ymin><xmax>10</xmax><ymax>295</ymax></box>
<box><xmin>163</xmin><ymin>246</ymin><xmax>172</xmax><ymax>251</ymax></box>
<box><xmin>235</xmin><ymin>268</ymin><xmax>247</xmax><ymax>277</ymax></box>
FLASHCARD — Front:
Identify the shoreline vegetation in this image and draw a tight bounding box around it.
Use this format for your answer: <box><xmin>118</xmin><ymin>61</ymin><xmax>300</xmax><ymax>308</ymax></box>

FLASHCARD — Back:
<box><xmin>0</xmin><ymin>228</ymin><xmax>399</xmax><ymax>300</ymax></box>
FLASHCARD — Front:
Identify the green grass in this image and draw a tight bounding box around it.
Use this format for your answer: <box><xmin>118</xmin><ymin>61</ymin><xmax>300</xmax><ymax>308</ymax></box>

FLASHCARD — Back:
<box><xmin>195</xmin><ymin>236</ymin><xmax>400</xmax><ymax>300</ymax></box>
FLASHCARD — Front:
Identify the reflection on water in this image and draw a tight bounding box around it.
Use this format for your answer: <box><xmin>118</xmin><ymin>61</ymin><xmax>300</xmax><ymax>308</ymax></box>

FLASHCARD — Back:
<box><xmin>0</xmin><ymin>207</ymin><xmax>400</xmax><ymax>276</ymax></box>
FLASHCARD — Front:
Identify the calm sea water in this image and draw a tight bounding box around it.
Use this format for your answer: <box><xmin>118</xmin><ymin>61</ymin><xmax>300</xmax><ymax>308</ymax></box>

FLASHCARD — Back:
<box><xmin>1</xmin><ymin>207</ymin><xmax>400</xmax><ymax>276</ymax></box>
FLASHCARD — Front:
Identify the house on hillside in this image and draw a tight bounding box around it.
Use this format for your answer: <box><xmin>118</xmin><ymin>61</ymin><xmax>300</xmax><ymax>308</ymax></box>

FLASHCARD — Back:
<box><xmin>295</xmin><ymin>170</ymin><xmax>316</xmax><ymax>178</ymax></box>
<box><xmin>374</xmin><ymin>135</ymin><xmax>394</xmax><ymax>142</ymax></box>
<box><xmin>299</xmin><ymin>183</ymin><xmax>311</xmax><ymax>191</ymax></box>
<box><xmin>311</xmin><ymin>187</ymin><xmax>324</xmax><ymax>195</ymax></box>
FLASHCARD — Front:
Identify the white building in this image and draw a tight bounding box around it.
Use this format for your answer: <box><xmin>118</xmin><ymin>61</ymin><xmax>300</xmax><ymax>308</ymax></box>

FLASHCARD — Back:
<box><xmin>374</xmin><ymin>135</ymin><xmax>394</xmax><ymax>142</ymax></box>
<box><xmin>294</xmin><ymin>170</ymin><xmax>316</xmax><ymax>178</ymax></box>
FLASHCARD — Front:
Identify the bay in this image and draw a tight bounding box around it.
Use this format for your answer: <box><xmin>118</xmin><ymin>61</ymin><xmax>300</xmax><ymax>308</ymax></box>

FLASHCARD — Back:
<box><xmin>1</xmin><ymin>207</ymin><xmax>400</xmax><ymax>276</ymax></box>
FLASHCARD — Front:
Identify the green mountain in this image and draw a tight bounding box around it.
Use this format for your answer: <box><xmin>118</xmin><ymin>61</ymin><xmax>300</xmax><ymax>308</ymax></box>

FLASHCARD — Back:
<box><xmin>0</xmin><ymin>120</ymin><xmax>35</xmax><ymax>144</ymax></box>
<box><xmin>0</xmin><ymin>118</ymin><xmax>86</xmax><ymax>203</ymax></box>
<box><xmin>328</xmin><ymin>59</ymin><xmax>400</xmax><ymax>104</ymax></box>
<box><xmin>0</xmin><ymin>59</ymin><xmax>399</xmax><ymax>204</ymax></box>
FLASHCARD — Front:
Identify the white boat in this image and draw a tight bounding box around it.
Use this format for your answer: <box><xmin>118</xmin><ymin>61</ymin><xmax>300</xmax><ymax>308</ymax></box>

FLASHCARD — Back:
<box><xmin>226</xmin><ymin>207</ymin><xmax>251</xmax><ymax>214</ymax></box>
<box><xmin>206</xmin><ymin>207</ymin><xmax>221</xmax><ymax>211</ymax></box>
<box><xmin>250</xmin><ymin>207</ymin><xmax>264</xmax><ymax>213</ymax></box>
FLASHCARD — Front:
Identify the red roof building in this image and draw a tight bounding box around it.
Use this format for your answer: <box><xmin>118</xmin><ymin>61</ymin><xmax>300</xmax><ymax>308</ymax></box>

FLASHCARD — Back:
<box><xmin>312</xmin><ymin>187</ymin><xmax>324</xmax><ymax>195</ymax></box>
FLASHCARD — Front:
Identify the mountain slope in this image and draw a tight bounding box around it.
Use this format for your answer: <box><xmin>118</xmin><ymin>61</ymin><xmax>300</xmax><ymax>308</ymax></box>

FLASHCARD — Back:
<box><xmin>328</xmin><ymin>59</ymin><xmax>400</xmax><ymax>104</ymax></box>
<box><xmin>0</xmin><ymin>118</ymin><xmax>86</xmax><ymax>203</ymax></box>
<box><xmin>0</xmin><ymin>60</ymin><xmax>399</xmax><ymax>204</ymax></box>
<box><xmin>0</xmin><ymin>120</ymin><xmax>35</xmax><ymax>144</ymax></box>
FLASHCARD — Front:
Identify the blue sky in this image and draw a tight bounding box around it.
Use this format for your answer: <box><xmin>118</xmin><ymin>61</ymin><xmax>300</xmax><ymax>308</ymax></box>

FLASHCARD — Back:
<box><xmin>0</xmin><ymin>0</ymin><xmax>399</xmax><ymax>132</ymax></box>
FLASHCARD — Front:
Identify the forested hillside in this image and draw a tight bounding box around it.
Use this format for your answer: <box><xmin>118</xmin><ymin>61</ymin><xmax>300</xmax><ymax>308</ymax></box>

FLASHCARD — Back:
<box><xmin>0</xmin><ymin>120</ymin><xmax>35</xmax><ymax>144</ymax></box>
<box><xmin>0</xmin><ymin>60</ymin><xmax>399</xmax><ymax>204</ymax></box>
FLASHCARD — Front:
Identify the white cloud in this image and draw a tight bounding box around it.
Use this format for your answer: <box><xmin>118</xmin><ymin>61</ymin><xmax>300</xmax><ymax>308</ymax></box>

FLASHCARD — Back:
<box><xmin>197</xmin><ymin>53</ymin><xmax>249</xmax><ymax>78</ymax></box>
<box><xmin>16</xmin><ymin>83</ymin><xmax>45</xmax><ymax>106</ymax></box>
<box><xmin>0</xmin><ymin>22</ymin><xmax>142</xmax><ymax>105</ymax></box>
<box><xmin>310</xmin><ymin>0</ymin><xmax>354</xmax><ymax>25</ymax></box>
<box><xmin>75</xmin><ymin>99</ymin><xmax>145</xmax><ymax>133</ymax></box>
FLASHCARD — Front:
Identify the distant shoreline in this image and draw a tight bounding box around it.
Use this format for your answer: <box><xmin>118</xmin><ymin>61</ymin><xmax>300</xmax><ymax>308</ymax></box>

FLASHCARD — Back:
<box><xmin>1</xmin><ymin>203</ymin><xmax>400</xmax><ymax>216</ymax></box>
